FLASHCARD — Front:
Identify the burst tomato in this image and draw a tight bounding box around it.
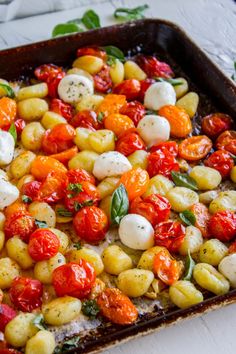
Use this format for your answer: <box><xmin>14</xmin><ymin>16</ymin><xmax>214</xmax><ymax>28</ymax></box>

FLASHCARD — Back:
<box><xmin>97</xmin><ymin>288</ymin><xmax>138</xmax><ymax>325</ymax></box>
<box><xmin>159</xmin><ymin>105</ymin><xmax>192</xmax><ymax>138</ymax></box>
<box><xmin>42</xmin><ymin>123</ymin><xmax>76</xmax><ymax>155</ymax></box>
<box><xmin>113</xmin><ymin>79</ymin><xmax>141</xmax><ymax>101</ymax></box>
<box><xmin>138</xmin><ymin>78</ymin><xmax>155</xmax><ymax>101</ymax></box>
<box><xmin>228</xmin><ymin>241</ymin><xmax>236</xmax><ymax>254</ymax></box>
<box><xmin>14</xmin><ymin>118</ymin><xmax>26</xmax><ymax>135</ymax></box>
<box><xmin>178</xmin><ymin>135</ymin><xmax>212</xmax><ymax>161</ymax></box>
<box><xmin>70</xmin><ymin>110</ymin><xmax>102</xmax><ymax>130</ymax></box>
<box><xmin>52</xmin><ymin>260</ymin><xmax>96</xmax><ymax>298</ymax></box>
<box><xmin>0</xmin><ymin>350</ymin><xmax>21</xmax><ymax>354</ymax></box>
<box><xmin>116</xmin><ymin>129</ymin><xmax>146</xmax><ymax>156</ymax></box>
<box><xmin>73</xmin><ymin>206</ymin><xmax>108</xmax><ymax>243</ymax></box>
<box><xmin>37</xmin><ymin>170</ymin><xmax>67</xmax><ymax>203</ymax></box>
<box><xmin>93</xmin><ymin>65</ymin><xmax>112</xmax><ymax>93</ymax></box>
<box><xmin>50</xmin><ymin>146</ymin><xmax>78</xmax><ymax>164</ymax></box>
<box><xmin>130</xmin><ymin>194</ymin><xmax>171</xmax><ymax>226</ymax></box>
<box><xmin>67</xmin><ymin>168</ymin><xmax>95</xmax><ymax>185</ymax></box>
<box><xmin>136</xmin><ymin>55</ymin><xmax>173</xmax><ymax>78</ymax></box>
<box><xmin>21</xmin><ymin>180</ymin><xmax>42</xmax><ymax>201</ymax></box>
<box><xmin>215</xmin><ymin>130</ymin><xmax>236</xmax><ymax>155</ymax></box>
<box><xmin>119</xmin><ymin>101</ymin><xmax>145</xmax><ymax>126</ymax></box>
<box><xmin>0</xmin><ymin>304</ymin><xmax>16</xmax><ymax>332</ymax></box>
<box><xmin>208</xmin><ymin>211</ymin><xmax>236</xmax><ymax>242</ymax></box>
<box><xmin>9</xmin><ymin>277</ymin><xmax>43</xmax><ymax>312</ymax></box>
<box><xmin>150</xmin><ymin>141</ymin><xmax>178</xmax><ymax>156</ymax></box>
<box><xmin>64</xmin><ymin>181</ymin><xmax>100</xmax><ymax>212</ymax></box>
<box><xmin>4</xmin><ymin>211</ymin><xmax>36</xmax><ymax>242</ymax></box>
<box><xmin>104</xmin><ymin>113</ymin><xmax>135</xmax><ymax>137</ymax></box>
<box><xmin>77</xmin><ymin>46</ymin><xmax>107</xmax><ymax>60</ymax></box>
<box><xmin>96</xmin><ymin>94</ymin><xmax>126</xmax><ymax>118</ymax></box>
<box><xmin>189</xmin><ymin>203</ymin><xmax>211</xmax><ymax>238</ymax></box>
<box><xmin>47</xmin><ymin>71</ymin><xmax>65</xmax><ymax>98</ymax></box>
<box><xmin>153</xmin><ymin>249</ymin><xmax>181</xmax><ymax>285</ymax></box>
<box><xmin>31</xmin><ymin>156</ymin><xmax>67</xmax><ymax>180</ymax></box>
<box><xmin>28</xmin><ymin>229</ymin><xmax>60</xmax><ymax>261</ymax></box>
<box><xmin>119</xmin><ymin>167</ymin><xmax>149</xmax><ymax>201</ymax></box>
<box><xmin>50</xmin><ymin>98</ymin><xmax>73</xmax><ymax>121</ymax></box>
<box><xmin>201</xmin><ymin>113</ymin><xmax>233</xmax><ymax>139</ymax></box>
<box><xmin>147</xmin><ymin>149</ymin><xmax>180</xmax><ymax>178</ymax></box>
<box><xmin>5</xmin><ymin>200</ymin><xmax>27</xmax><ymax>218</ymax></box>
<box><xmin>0</xmin><ymin>97</ymin><xmax>17</xmax><ymax>129</ymax></box>
<box><xmin>34</xmin><ymin>63</ymin><xmax>63</xmax><ymax>81</ymax></box>
<box><xmin>204</xmin><ymin>150</ymin><xmax>234</xmax><ymax>179</ymax></box>
<box><xmin>154</xmin><ymin>220</ymin><xmax>185</xmax><ymax>252</ymax></box>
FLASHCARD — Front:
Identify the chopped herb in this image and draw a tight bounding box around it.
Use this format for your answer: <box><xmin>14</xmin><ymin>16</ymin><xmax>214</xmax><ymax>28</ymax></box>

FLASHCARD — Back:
<box><xmin>110</xmin><ymin>184</ymin><xmax>129</xmax><ymax>225</ymax></box>
<box><xmin>82</xmin><ymin>299</ymin><xmax>100</xmax><ymax>319</ymax></box>
<box><xmin>171</xmin><ymin>171</ymin><xmax>198</xmax><ymax>191</ymax></box>
<box><xmin>114</xmin><ymin>4</ymin><xmax>149</xmax><ymax>21</ymax></box>
<box><xmin>74</xmin><ymin>199</ymin><xmax>93</xmax><ymax>211</ymax></box>
<box><xmin>0</xmin><ymin>83</ymin><xmax>15</xmax><ymax>98</ymax></box>
<box><xmin>145</xmin><ymin>109</ymin><xmax>157</xmax><ymax>115</ymax></box>
<box><xmin>81</xmin><ymin>9</ymin><xmax>101</xmax><ymax>29</ymax></box>
<box><xmin>154</xmin><ymin>77</ymin><xmax>183</xmax><ymax>86</ymax></box>
<box><xmin>32</xmin><ymin>314</ymin><xmax>47</xmax><ymax>330</ymax></box>
<box><xmin>22</xmin><ymin>195</ymin><xmax>32</xmax><ymax>204</ymax></box>
<box><xmin>102</xmin><ymin>46</ymin><xmax>125</xmax><ymax>62</ymax></box>
<box><xmin>8</xmin><ymin>123</ymin><xmax>17</xmax><ymax>144</ymax></box>
<box><xmin>68</xmin><ymin>183</ymin><xmax>83</xmax><ymax>194</ymax></box>
<box><xmin>56</xmin><ymin>208</ymin><xmax>73</xmax><ymax>217</ymax></box>
<box><xmin>73</xmin><ymin>241</ymin><xmax>82</xmax><ymax>250</ymax></box>
<box><xmin>54</xmin><ymin>336</ymin><xmax>80</xmax><ymax>354</ymax></box>
<box><xmin>179</xmin><ymin>210</ymin><xmax>196</xmax><ymax>226</ymax></box>
<box><xmin>52</xmin><ymin>23</ymin><xmax>82</xmax><ymax>37</ymax></box>
<box><xmin>231</xmin><ymin>61</ymin><xmax>236</xmax><ymax>81</ymax></box>
<box><xmin>97</xmin><ymin>112</ymin><xmax>105</xmax><ymax>123</ymax></box>
<box><xmin>183</xmin><ymin>251</ymin><xmax>195</xmax><ymax>281</ymax></box>
<box><xmin>35</xmin><ymin>219</ymin><xmax>48</xmax><ymax>229</ymax></box>
<box><xmin>106</xmin><ymin>55</ymin><xmax>117</xmax><ymax>66</ymax></box>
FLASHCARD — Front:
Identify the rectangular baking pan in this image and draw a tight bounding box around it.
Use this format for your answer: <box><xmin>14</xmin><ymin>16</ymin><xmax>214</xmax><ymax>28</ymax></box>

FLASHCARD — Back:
<box><xmin>0</xmin><ymin>19</ymin><xmax>236</xmax><ymax>353</ymax></box>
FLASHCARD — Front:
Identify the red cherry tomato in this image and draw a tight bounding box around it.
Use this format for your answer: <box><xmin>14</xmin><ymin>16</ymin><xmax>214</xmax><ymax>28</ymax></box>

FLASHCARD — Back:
<box><xmin>9</xmin><ymin>277</ymin><xmax>43</xmax><ymax>312</ymax></box>
<box><xmin>136</xmin><ymin>55</ymin><xmax>173</xmax><ymax>78</ymax></box>
<box><xmin>120</xmin><ymin>101</ymin><xmax>145</xmax><ymax>126</ymax></box>
<box><xmin>50</xmin><ymin>98</ymin><xmax>73</xmax><ymax>121</ymax></box>
<box><xmin>113</xmin><ymin>79</ymin><xmax>141</xmax><ymax>101</ymax></box>
<box><xmin>64</xmin><ymin>181</ymin><xmax>100</xmax><ymax>212</ymax></box>
<box><xmin>93</xmin><ymin>65</ymin><xmax>112</xmax><ymax>93</ymax></box>
<box><xmin>52</xmin><ymin>260</ymin><xmax>96</xmax><ymax>298</ymax></box>
<box><xmin>154</xmin><ymin>220</ymin><xmax>185</xmax><ymax>252</ymax></box>
<box><xmin>42</xmin><ymin>123</ymin><xmax>76</xmax><ymax>155</ymax></box>
<box><xmin>0</xmin><ymin>304</ymin><xmax>16</xmax><ymax>332</ymax></box>
<box><xmin>202</xmin><ymin>113</ymin><xmax>233</xmax><ymax>139</ymax></box>
<box><xmin>67</xmin><ymin>168</ymin><xmax>95</xmax><ymax>185</ymax></box>
<box><xmin>28</xmin><ymin>229</ymin><xmax>60</xmax><ymax>261</ymax></box>
<box><xmin>189</xmin><ymin>203</ymin><xmax>211</xmax><ymax>238</ymax></box>
<box><xmin>150</xmin><ymin>141</ymin><xmax>179</xmax><ymax>156</ymax></box>
<box><xmin>153</xmin><ymin>249</ymin><xmax>181</xmax><ymax>285</ymax></box>
<box><xmin>34</xmin><ymin>63</ymin><xmax>63</xmax><ymax>81</ymax></box>
<box><xmin>138</xmin><ymin>78</ymin><xmax>155</xmax><ymax>101</ymax></box>
<box><xmin>47</xmin><ymin>71</ymin><xmax>66</xmax><ymax>98</ymax></box>
<box><xmin>0</xmin><ymin>350</ymin><xmax>21</xmax><ymax>354</ymax></box>
<box><xmin>73</xmin><ymin>206</ymin><xmax>108</xmax><ymax>244</ymax></box>
<box><xmin>228</xmin><ymin>241</ymin><xmax>236</xmax><ymax>254</ymax></box>
<box><xmin>116</xmin><ymin>129</ymin><xmax>146</xmax><ymax>156</ymax></box>
<box><xmin>204</xmin><ymin>150</ymin><xmax>234</xmax><ymax>179</ymax></box>
<box><xmin>70</xmin><ymin>110</ymin><xmax>102</xmax><ymax>130</ymax></box>
<box><xmin>208</xmin><ymin>211</ymin><xmax>236</xmax><ymax>242</ymax></box>
<box><xmin>14</xmin><ymin>118</ymin><xmax>26</xmax><ymax>135</ymax></box>
<box><xmin>215</xmin><ymin>130</ymin><xmax>236</xmax><ymax>155</ymax></box>
<box><xmin>37</xmin><ymin>171</ymin><xmax>67</xmax><ymax>203</ymax></box>
<box><xmin>4</xmin><ymin>212</ymin><xmax>36</xmax><ymax>242</ymax></box>
<box><xmin>21</xmin><ymin>180</ymin><xmax>42</xmax><ymax>201</ymax></box>
<box><xmin>147</xmin><ymin>149</ymin><xmax>180</xmax><ymax>178</ymax></box>
<box><xmin>130</xmin><ymin>194</ymin><xmax>171</xmax><ymax>226</ymax></box>
<box><xmin>77</xmin><ymin>46</ymin><xmax>107</xmax><ymax>60</ymax></box>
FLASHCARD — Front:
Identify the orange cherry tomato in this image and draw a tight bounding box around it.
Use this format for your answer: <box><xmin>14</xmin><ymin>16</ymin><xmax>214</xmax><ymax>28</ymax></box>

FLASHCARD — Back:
<box><xmin>201</xmin><ymin>113</ymin><xmax>233</xmax><ymax>139</ymax></box>
<box><xmin>97</xmin><ymin>94</ymin><xmax>126</xmax><ymax>118</ymax></box>
<box><xmin>97</xmin><ymin>288</ymin><xmax>138</xmax><ymax>325</ymax></box>
<box><xmin>50</xmin><ymin>146</ymin><xmax>78</xmax><ymax>164</ymax></box>
<box><xmin>153</xmin><ymin>249</ymin><xmax>181</xmax><ymax>285</ymax></box>
<box><xmin>104</xmin><ymin>113</ymin><xmax>135</xmax><ymax>137</ymax></box>
<box><xmin>0</xmin><ymin>97</ymin><xmax>17</xmax><ymax>129</ymax></box>
<box><xmin>5</xmin><ymin>200</ymin><xmax>27</xmax><ymax>218</ymax></box>
<box><xmin>178</xmin><ymin>135</ymin><xmax>212</xmax><ymax>161</ymax></box>
<box><xmin>28</xmin><ymin>229</ymin><xmax>60</xmax><ymax>261</ymax></box>
<box><xmin>4</xmin><ymin>211</ymin><xmax>36</xmax><ymax>242</ymax></box>
<box><xmin>113</xmin><ymin>79</ymin><xmax>141</xmax><ymax>101</ymax></box>
<box><xmin>37</xmin><ymin>171</ymin><xmax>67</xmax><ymax>203</ymax></box>
<box><xmin>215</xmin><ymin>130</ymin><xmax>236</xmax><ymax>155</ymax></box>
<box><xmin>158</xmin><ymin>105</ymin><xmax>192</xmax><ymax>138</ymax></box>
<box><xmin>31</xmin><ymin>156</ymin><xmax>67</xmax><ymax>180</ymax></box>
<box><xmin>119</xmin><ymin>167</ymin><xmax>149</xmax><ymax>201</ymax></box>
<box><xmin>189</xmin><ymin>203</ymin><xmax>211</xmax><ymax>238</ymax></box>
<box><xmin>154</xmin><ymin>220</ymin><xmax>185</xmax><ymax>252</ymax></box>
<box><xmin>42</xmin><ymin>123</ymin><xmax>76</xmax><ymax>155</ymax></box>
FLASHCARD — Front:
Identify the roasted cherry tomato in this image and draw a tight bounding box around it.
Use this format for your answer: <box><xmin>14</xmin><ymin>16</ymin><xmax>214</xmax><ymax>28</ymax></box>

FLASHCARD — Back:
<box><xmin>138</xmin><ymin>78</ymin><xmax>155</xmax><ymax>101</ymax></box>
<box><xmin>97</xmin><ymin>288</ymin><xmax>138</xmax><ymax>325</ymax></box>
<box><xmin>189</xmin><ymin>203</ymin><xmax>211</xmax><ymax>238</ymax></box>
<box><xmin>67</xmin><ymin>168</ymin><xmax>95</xmax><ymax>185</ymax></box>
<box><xmin>50</xmin><ymin>146</ymin><xmax>78</xmax><ymax>164</ymax></box>
<box><xmin>153</xmin><ymin>249</ymin><xmax>181</xmax><ymax>285</ymax></box>
<box><xmin>9</xmin><ymin>276</ymin><xmax>43</xmax><ymax>312</ymax></box>
<box><xmin>96</xmin><ymin>93</ymin><xmax>126</xmax><ymax>118</ymax></box>
<box><xmin>28</xmin><ymin>229</ymin><xmax>60</xmax><ymax>261</ymax></box>
<box><xmin>52</xmin><ymin>260</ymin><xmax>96</xmax><ymax>298</ymax></box>
<box><xmin>21</xmin><ymin>180</ymin><xmax>42</xmax><ymax>201</ymax></box>
<box><xmin>77</xmin><ymin>46</ymin><xmax>107</xmax><ymax>60</ymax></box>
<box><xmin>93</xmin><ymin>65</ymin><xmax>112</xmax><ymax>93</ymax></box>
<box><xmin>104</xmin><ymin>113</ymin><xmax>135</xmax><ymax>137</ymax></box>
<box><xmin>14</xmin><ymin>118</ymin><xmax>26</xmax><ymax>135</ymax></box>
<box><xmin>201</xmin><ymin>113</ymin><xmax>233</xmax><ymax>139</ymax></box>
<box><xmin>42</xmin><ymin>123</ymin><xmax>76</xmax><ymax>155</ymax></box>
<box><xmin>0</xmin><ymin>350</ymin><xmax>21</xmax><ymax>354</ymax></box>
<box><xmin>64</xmin><ymin>181</ymin><xmax>100</xmax><ymax>212</ymax></box>
<box><xmin>4</xmin><ymin>211</ymin><xmax>36</xmax><ymax>242</ymax></box>
<box><xmin>70</xmin><ymin>110</ymin><xmax>102</xmax><ymax>130</ymax></box>
<box><xmin>150</xmin><ymin>141</ymin><xmax>178</xmax><ymax>156</ymax></box>
<box><xmin>204</xmin><ymin>150</ymin><xmax>234</xmax><ymax>179</ymax></box>
<box><xmin>37</xmin><ymin>171</ymin><xmax>67</xmax><ymax>203</ymax></box>
<box><xmin>136</xmin><ymin>55</ymin><xmax>173</xmax><ymax>78</ymax></box>
<box><xmin>119</xmin><ymin>167</ymin><xmax>149</xmax><ymax>201</ymax></box>
<box><xmin>116</xmin><ymin>129</ymin><xmax>146</xmax><ymax>156</ymax></box>
<box><xmin>31</xmin><ymin>156</ymin><xmax>67</xmax><ymax>180</ymax></box>
<box><xmin>0</xmin><ymin>304</ymin><xmax>16</xmax><ymax>332</ymax></box>
<box><xmin>50</xmin><ymin>98</ymin><xmax>73</xmax><ymax>121</ymax></box>
<box><xmin>147</xmin><ymin>149</ymin><xmax>180</xmax><ymax>178</ymax></box>
<box><xmin>178</xmin><ymin>135</ymin><xmax>213</xmax><ymax>161</ymax></box>
<box><xmin>154</xmin><ymin>220</ymin><xmax>185</xmax><ymax>252</ymax></box>
<box><xmin>130</xmin><ymin>194</ymin><xmax>171</xmax><ymax>226</ymax></box>
<box><xmin>47</xmin><ymin>71</ymin><xmax>66</xmax><ymax>98</ymax></box>
<box><xmin>215</xmin><ymin>130</ymin><xmax>236</xmax><ymax>155</ymax></box>
<box><xmin>0</xmin><ymin>97</ymin><xmax>17</xmax><ymax>129</ymax></box>
<box><xmin>73</xmin><ymin>206</ymin><xmax>108</xmax><ymax>244</ymax></box>
<box><xmin>5</xmin><ymin>200</ymin><xmax>27</xmax><ymax>218</ymax></box>
<box><xmin>113</xmin><ymin>79</ymin><xmax>141</xmax><ymax>101</ymax></box>
<box><xmin>228</xmin><ymin>241</ymin><xmax>236</xmax><ymax>254</ymax></box>
<box><xmin>34</xmin><ymin>63</ymin><xmax>63</xmax><ymax>82</ymax></box>
<box><xmin>159</xmin><ymin>105</ymin><xmax>192</xmax><ymax>138</ymax></box>
<box><xmin>208</xmin><ymin>211</ymin><xmax>236</xmax><ymax>242</ymax></box>
<box><xmin>120</xmin><ymin>101</ymin><xmax>145</xmax><ymax>126</ymax></box>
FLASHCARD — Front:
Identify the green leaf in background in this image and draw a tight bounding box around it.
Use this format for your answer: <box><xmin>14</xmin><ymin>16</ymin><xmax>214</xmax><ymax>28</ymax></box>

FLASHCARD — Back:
<box><xmin>52</xmin><ymin>23</ymin><xmax>82</xmax><ymax>37</ymax></box>
<box><xmin>82</xmin><ymin>299</ymin><xmax>100</xmax><ymax>319</ymax></box>
<box><xmin>179</xmin><ymin>210</ymin><xmax>196</xmax><ymax>226</ymax></box>
<box><xmin>0</xmin><ymin>83</ymin><xmax>15</xmax><ymax>98</ymax></box>
<box><xmin>81</xmin><ymin>9</ymin><xmax>101</xmax><ymax>29</ymax></box>
<box><xmin>114</xmin><ymin>4</ymin><xmax>149</xmax><ymax>21</ymax></box>
<box><xmin>35</xmin><ymin>219</ymin><xmax>48</xmax><ymax>229</ymax></box>
<box><xmin>110</xmin><ymin>184</ymin><xmax>129</xmax><ymax>225</ymax></box>
<box><xmin>8</xmin><ymin>123</ymin><xmax>17</xmax><ymax>144</ymax></box>
<box><xmin>154</xmin><ymin>77</ymin><xmax>183</xmax><ymax>86</ymax></box>
<box><xmin>231</xmin><ymin>61</ymin><xmax>236</xmax><ymax>81</ymax></box>
<box><xmin>103</xmin><ymin>46</ymin><xmax>125</xmax><ymax>62</ymax></box>
<box><xmin>183</xmin><ymin>251</ymin><xmax>195</xmax><ymax>281</ymax></box>
<box><xmin>32</xmin><ymin>314</ymin><xmax>47</xmax><ymax>330</ymax></box>
<box><xmin>171</xmin><ymin>171</ymin><xmax>198</xmax><ymax>191</ymax></box>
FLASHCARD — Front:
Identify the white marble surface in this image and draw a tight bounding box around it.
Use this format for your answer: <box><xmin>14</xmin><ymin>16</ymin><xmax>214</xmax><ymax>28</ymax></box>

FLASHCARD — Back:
<box><xmin>0</xmin><ymin>1</ymin><xmax>236</xmax><ymax>353</ymax></box>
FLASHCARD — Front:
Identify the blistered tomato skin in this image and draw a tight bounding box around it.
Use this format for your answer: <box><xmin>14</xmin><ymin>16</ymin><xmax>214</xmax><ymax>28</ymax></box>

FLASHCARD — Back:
<box><xmin>64</xmin><ymin>181</ymin><xmax>100</xmax><ymax>212</ymax></box>
<box><xmin>204</xmin><ymin>150</ymin><xmax>234</xmax><ymax>179</ymax></box>
<box><xmin>119</xmin><ymin>167</ymin><xmax>149</xmax><ymax>201</ymax></box>
<box><xmin>42</xmin><ymin>123</ymin><xmax>76</xmax><ymax>155</ymax></box>
<box><xmin>179</xmin><ymin>135</ymin><xmax>213</xmax><ymax>161</ymax></box>
<box><xmin>147</xmin><ymin>149</ymin><xmax>180</xmax><ymax>179</ymax></box>
<box><xmin>28</xmin><ymin>229</ymin><xmax>60</xmax><ymax>261</ymax></box>
<box><xmin>208</xmin><ymin>211</ymin><xmax>236</xmax><ymax>242</ymax></box>
<box><xmin>0</xmin><ymin>304</ymin><xmax>16</xmax><ymax>332</ymax></box>
<box><xmin>77</xmin><ymin>46</ymin><xmax>107</xmax><ymax>60</ymax></box>
<box><xmin>93</xmin><ymin>65</ymin><xmax>112</xmax><ymax>93</ymax></box>
<box><xmin>4</xmin><ymin>212</ymin><xmax>36</xmax><ymax>242</ymax></box>
<box><xmin>70</xmin><ymin>110</ymin><xmax>101</xmax><ymax>130</ymax></box>
<box><xmin>153</xmin><ymin>249</ymin><xmax>181</xmax><ymax>285</ymax></box>
<box><xmin>0</xmin><ymin>97</ymin><xmax>17</xmax><ymax>129</ymax></box>
<box><xmin>113</xmin><ymin>79</ymin><xmax>141</xmax><ymax>101</ymax></box>
<box><xmin>150</xmin><ymin>141</ymin><xmax>178</xmax><ymax>156</ymax></box>
<box><xmin>50</xmin><ymin>98</ymin><xmax>73</xmax><ymax>121</ymax></box>
<box><xmin>154</xmin><ymin>220</ymin><xmax>185</xmax><ymax>253</ymax></box>
<box><xmin>215</xmin><ymin>130</ymin><xmax>236</xmax><ymax>155</ymax></box>
<box><xmin>37</xmin><ymin>170</ymin><xmax>67</xmax><ymax>203</ymax></box>
<box><xmin>116</xmin><ymin>129</ymin><xmax>146</xmax><ymax>156</ymax></box>
<box><xmin>189</xmin><ymin>203</ymin><xmax>211</xmax><ymax>238</ymax></box>
<box><xmin>202</xmin><ymin>113</ymin><xmax>233</xmax><ymax>139</ymax></box>
<box><xmin>120</xmin><ymin>101</ymin><xmax>145</xmax><ymax>126</ymax></box>
<box><xmin>21</xmin><ymin>181</ymin><xmax>41</xmax><ymax>201</ymax></box>
<box><xmin>14</xmin><ymin>118</ymin><xmax>26</xmax><ymax>135</ymax></box>
<box><xmin>136</xmin><ymin>55</ymin><xmax>174</xmax><ymax>78</ymax></box>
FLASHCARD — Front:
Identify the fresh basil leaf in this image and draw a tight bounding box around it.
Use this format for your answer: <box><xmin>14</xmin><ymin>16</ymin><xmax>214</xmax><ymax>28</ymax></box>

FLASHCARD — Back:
<box><xmin>8</xmin><ymin>123</ymin><xmax>17</xmax><ymax>144</ymax></box>
<box><xmin>54</xmin><ymin>337</ymin><xmax>80</xmax><ymax>353</ymax></box>
<box><xmin>82</xmin><ymin>299</ymin><xmax>100</xmax><ymax>319</ymax></box>
<box><xmin>81</xmin><ymin>10</ymin><xmax>101</xmax><ymax>29</ymax></box>
<box><xmin>154</xmin><ymin>77</ymin><xmax>183</xmax><ymax>86</ymax></box>
<box><xmin>114</xmin><ymin>4</ymin><xmax>149</xmax><ymax>21</ymax></box>
<box><xmin>111</xmin><ymin>184</ymin><xmax>129</xmax><ymax>225</ymax></box>
<box><xmin>179</xmin><ymin>210</ymin><xmax>196</xmax><ymax>226</ymax></box>
<box><xmin>106</xmin><ymin>55</ymin><xmax>117</xmax><ymax>67</ymax></box>
<box><xmin>0</xmin><ymin>83</ymin><xmax>15</xmax><ymax>98</ymax></box>
<box><xmin>22</xmin><ymin>195</ymin><xmax>32</xmax><ymax>204</ymax></box>
<box><xmin>231</xmin><ymin>61</ymin><xmax>236</xmax><ymax>81</ymax></box>
<box><xmin>183</xmin><ymin>252</ymin><xmax>195</xmax><ymax>281</ymax></box>
<box><xmin>35</xmin><ymin>219</ymin><xmax>48</xmax><ymax>229</ymax></box>
<box><xmin>73</xmin><ymin>241</ymin><xmax>82</xmax><ymax>250</ymax></box>
<box><xmin>171</xmin><ymin>171</ymin><xmax>198</xmax><ymax>191</ymax></box>
<box><xmin>97</xmin><ymin>112</ymin><xmax>105</xmax><ymax>123</ymax></box>
<box><xmin>74</xmin><ymin>199</ymin><xmax>93</xmax><ymax>211</ymax></box>
<box><xmin>32</xmin><ymin>314</ymin><xmax>47</xmax><ymax>330</ymax></box>
<box><xmin>103</xmin><ymin>46</ymin><xmax>125</xmax><ymax>62</ymax></box>
<box><xmin>52</xmin><ymin>23</ymin><xmax>81</xmax><ymax>37</ymax></box>
<box><xmin>56</xmin><ymin>208</ymin><xmax>73</xmax><ymax>217</ymax></box>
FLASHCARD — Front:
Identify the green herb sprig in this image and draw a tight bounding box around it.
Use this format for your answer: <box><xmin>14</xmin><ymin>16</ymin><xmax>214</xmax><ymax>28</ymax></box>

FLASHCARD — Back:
<box><xmin>0</xmin><ymin>83</ymin><xmax>15</xmax><ymax>98</ymax></box>
<box><xmin>114</xmin><ymin>4</ymin><xmax>149</xmax><ymax>21</ymax></box>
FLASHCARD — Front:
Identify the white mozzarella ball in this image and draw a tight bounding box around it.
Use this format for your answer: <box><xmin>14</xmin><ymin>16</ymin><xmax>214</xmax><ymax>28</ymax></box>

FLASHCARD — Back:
<box><xmin>137</xmin><ymin>115</ymin><xmax>170</xmax><ymax>147</ymax></box>
<box><xmin>0</xmin><ymin>179</ymin><xmax>19</xmax><ymax>210</ymax></box>
<box><xmin>219</xmin><ymin>254</ymin><xmax>236</xmax><ymax>288</ymax></box>
<box><xmin>119</xmin><ymin>214</ymin><xmax>154</xmax><ymax>250</ymax></box>
<box><xmin>0</xmin><ymin>130</ymin><xmax>14</xmax><ymax>166</ymax></box>
<box><xmin>58</xmin><ymin>74</ymin><xmax>93</xmax><ymax>104</ymax></box>
<box><xmin>93</xmin><ymin>151</ymin><xmax>132</xmax><ymax>180</ymax></box>
<box><xmin>144</xmin><ymin>82</ymin><xmax>176</xmax><ymax>110</ymax></box>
